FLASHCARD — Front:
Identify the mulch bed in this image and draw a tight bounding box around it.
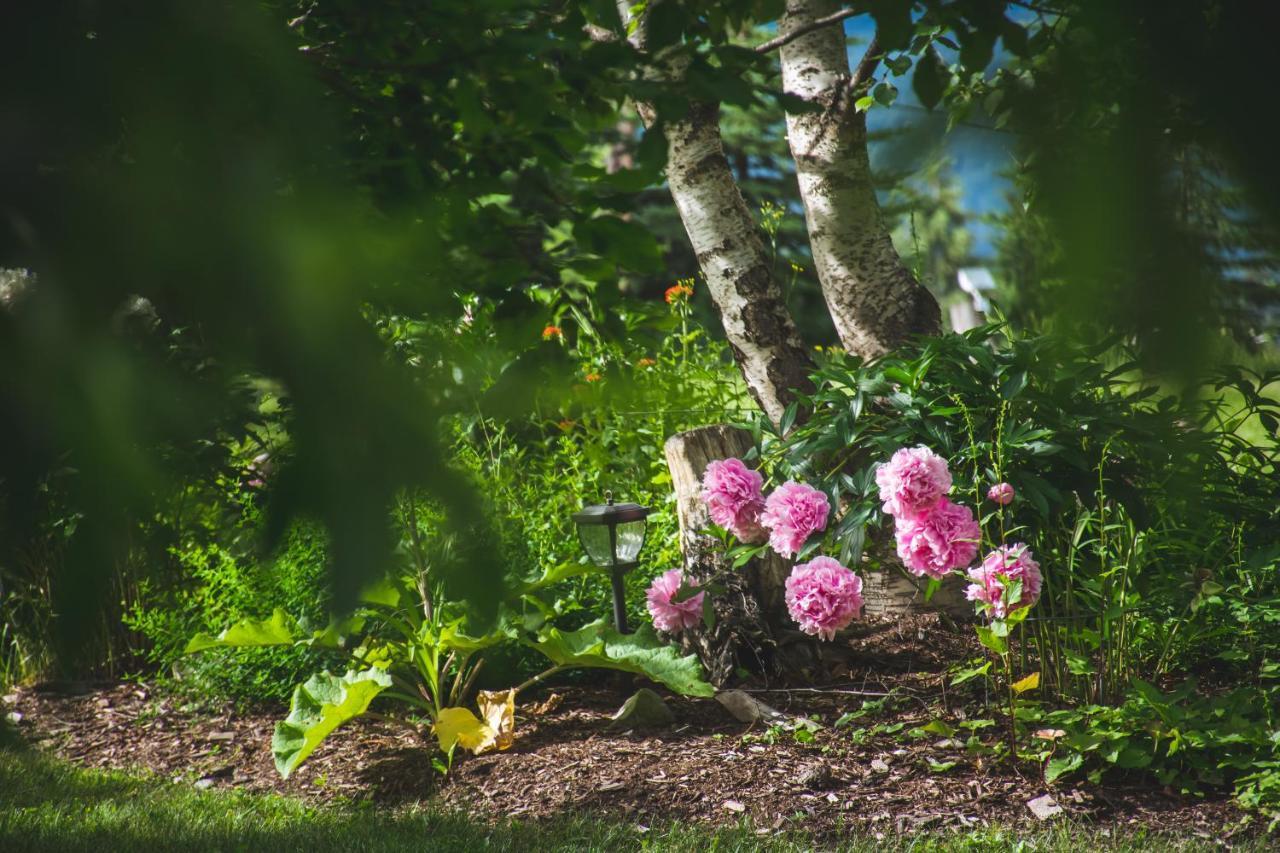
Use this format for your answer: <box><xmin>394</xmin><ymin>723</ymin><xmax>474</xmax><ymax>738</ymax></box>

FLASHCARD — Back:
<box><xmin>2</xmin><ymin>614</ymin><xmax>1251</xmax><ymax>842</ymax></box>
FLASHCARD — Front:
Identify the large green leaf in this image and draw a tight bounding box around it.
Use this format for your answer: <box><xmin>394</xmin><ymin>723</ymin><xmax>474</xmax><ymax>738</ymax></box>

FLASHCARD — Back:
<box><xmin>271</xmin><ymin>668</ymin><xmax>392</xmax><ymax>778</ymax></box>
<box><xmin>514</xmin><ymin>561</ymin><xmax>598</xmax><ymax>597</ymax></box>
<box><xmin>439</xmin><ymin>619</ymin><xmax>515</xmax><ymax>652</ymax></box>
<box><xmin>184</xmin><ymin>608</ymin><xmax>301</xmax><ymax>654</ymax></box>
<box><xmin>529</xmin><ymin>620</ymin><xmax>714</xmax><ymax>697</ymax></box>
<box><xmin>185</xmin><ymin>609</ymin><xmax>356</xmax><ymax>654</ymax></box>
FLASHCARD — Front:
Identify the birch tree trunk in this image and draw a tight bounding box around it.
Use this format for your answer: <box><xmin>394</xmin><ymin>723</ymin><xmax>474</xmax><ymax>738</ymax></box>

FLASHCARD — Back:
<box><xmin>778</xmin><ymin>0</ymin><xmax>942</xmax><ymax>358</ymax></box>
<box><xmin>617</xmin><ymin>1</ymin><xmax>813</xmax><ymax>427</ymax></box>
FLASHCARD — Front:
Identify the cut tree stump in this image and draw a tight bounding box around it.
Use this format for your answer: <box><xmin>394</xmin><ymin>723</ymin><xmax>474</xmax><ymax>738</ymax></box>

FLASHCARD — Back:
<box><xmin>664</xmin><ymin>424</ymin><xmax>786</xmax><ymax>685</ymax></box>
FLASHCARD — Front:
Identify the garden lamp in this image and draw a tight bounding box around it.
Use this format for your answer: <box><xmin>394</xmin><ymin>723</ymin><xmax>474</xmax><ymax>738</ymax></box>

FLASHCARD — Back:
<box><xmin>572</xmin><ymin>491</ymin><xmax>650</xmax><ymax>634</ymax></box>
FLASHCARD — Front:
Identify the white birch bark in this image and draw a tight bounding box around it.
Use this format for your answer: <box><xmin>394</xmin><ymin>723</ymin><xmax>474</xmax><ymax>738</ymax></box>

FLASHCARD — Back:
<box><xmin>778</xmin><ymin>0</ymin><xmax>942</xmax><ymax>358</ymax></box>
<box><xmin>617</xmin><ymin>1</ymin><xmax>812</xmax><ymax>426</ymax></box>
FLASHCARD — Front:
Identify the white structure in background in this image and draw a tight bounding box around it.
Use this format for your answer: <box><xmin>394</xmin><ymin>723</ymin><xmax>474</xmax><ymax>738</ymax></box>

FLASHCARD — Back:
<box><xmin>950</xmin><ymin>266</ymin><xmax>997</xmax><ymax>332</ymax></box>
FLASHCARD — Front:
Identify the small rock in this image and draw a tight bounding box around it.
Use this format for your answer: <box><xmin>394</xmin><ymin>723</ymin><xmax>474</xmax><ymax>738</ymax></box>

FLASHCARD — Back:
<box><xmin>608</xmin><ymin>688</ymin><xmax>675</xmax><ymax>731</ymax></box>
<box><xmin>194</xmin><ymin>777</ymin><xmax>216</xmax><ymax>791</ymax></box>
<box><xmin>1</xmin><ymin>693</ymin><xmax>17</xmax><ymax>705</ymax></box>
<box><xmin>796</xmin><ymin>762</ymin><xmax>834</xmax><ymax>790</ymax></box>
<box><xmin>528</xmin><ymin>693</ymin><xmax>563</xmax><ymax>716</ymax></box>
<box><xmin>870</xmin><ymin>758</ymin><xmax>890</xmax><ymax>774</ymax></box>
<box><xmin>715</xmin><ymin>690</ymin><xmax>788</xmax><ymax>724</ymax></box>
<box><xmin>723</xmin><ymin>799</ymin><xmax>746</xmax><ymax>813</ymax></box>
<box><xmin>1027</xmin><ymin>794</ymin><xmax>1064</xmax><ymax>820</ymax></box>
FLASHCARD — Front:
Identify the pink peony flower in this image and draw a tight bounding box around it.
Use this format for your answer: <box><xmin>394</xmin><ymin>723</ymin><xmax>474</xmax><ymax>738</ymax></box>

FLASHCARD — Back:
<box><xmin>965</xmin><ymin>543</ymin><xmax>1042</xmax><ymax>618</ymax></box>
<box><xmin>784</xmin><ymin>556</ymin><xmax>864</xmax><ymax>641</ymax></box>
<box><xmin>701</xmin><ymin>458</ymin><xmax>767</xmax><ymax>543</ymax></box>
<box><xmin>987</xmin><ymin>482</ymin><xmax>1015</xmax><ymax>506</ymax></box>
<box><xmin>894</xmin><ymin>498</ymin><xmax>981</xmax><ymax>579</ymax></box>
<box><xmin>646</xmin><ymin>569</ymin><xmax>705</xmax><ymax>633</ymax></box>
<box><xmin>875</xmin><ymin>446</ymin><xmax>953</xmax><ymax>520</ymax></box>
<box><xmin>760</xmin><ymin>481</ymin><xmax>830</xmax><ymax>559</ymax></box>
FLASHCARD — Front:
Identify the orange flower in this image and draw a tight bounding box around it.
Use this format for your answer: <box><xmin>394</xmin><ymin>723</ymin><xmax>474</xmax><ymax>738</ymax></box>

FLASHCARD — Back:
<box><xmin>664</xmin><ymin>283</ymin><xmax>694</xmax><ymax>304</ymax></box>
<box><xmin>637</xmin><ymin>357</ymin><xmax>656</xmax><ymax>368</ymax></box>
<box><xmin>584</xmin><ymin>372</ymin><xmax>602</xmax><ymax>383</ymax></box>
<box><xmin>542</xmin><ymin>325</ymin><xmax>563</xmax><ymax>341</ymax></box>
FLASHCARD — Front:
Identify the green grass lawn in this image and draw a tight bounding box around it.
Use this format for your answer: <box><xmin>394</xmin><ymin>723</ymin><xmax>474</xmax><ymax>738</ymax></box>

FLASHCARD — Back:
<box><xmin>0</xmin><ymin>744</ymin><xmax>1267</xmax><ymax>853</ymax></box>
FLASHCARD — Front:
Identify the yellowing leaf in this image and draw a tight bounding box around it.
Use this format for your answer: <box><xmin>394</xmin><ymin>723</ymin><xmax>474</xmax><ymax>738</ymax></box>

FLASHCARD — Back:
<box><xmin>1012</xmin><ymin>672</ymin><xmax>1041</xmax><ymax>694</ymax></box>
<box><xmin>434</xmin><ymin>707</ymin><xmax>497</xmax><ymax>754</ymax></box>
<box><xmin>476</xmin><ymin>689</ymin><xmax>516</xmax><ymax>752</ymax></box>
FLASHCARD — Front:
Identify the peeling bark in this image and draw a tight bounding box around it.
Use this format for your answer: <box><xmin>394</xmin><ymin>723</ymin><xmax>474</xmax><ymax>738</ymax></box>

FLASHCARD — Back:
<box><xmin>618</xmin><ymin>2</ymin><xmax>812</xmax><ymax>426</ymax></box>
<box><xmin>778</xmin><ymin>0</ymin><xmax>942</xmax><ymax>358</ymax></box>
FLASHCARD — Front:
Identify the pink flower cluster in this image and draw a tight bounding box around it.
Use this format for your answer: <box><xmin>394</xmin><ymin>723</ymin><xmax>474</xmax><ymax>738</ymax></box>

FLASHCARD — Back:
<box><xmin>876</xmin><ymin>445</ymin><xmax>980</xmax><ymax>578</ymax></box>
<box><xmin>761</xmin><ymin>481</ymin><xmax>830</xmax><ymax>559</ymax></box>
<box><xmin>700</xmin><ymin>458</ymin><xmax>766</xmax><ymax>543</ymax></box>
<box><xmin>645</xmin><ymin>569</ymin><xmax>705</xmax><ymax>633</ymax></box>
<box><xmin>875</xmin><ymin>446</ymin><xmax>952</xmax><ymax>519</ymax></box>
<box><xmin>894</xmin><ymin>499</ymin><xmax>981</xmax><ymax>579</ymax></box>
<box><xmin>988</xmin><ymin>482</ymin><xmax>1015</xmax><ymax>506</ymax></box>
<box><xmin>965</xmin><ymin>544</ymin><xmax>1042</xmax><ymax>618</ymax></box>
<box><xmin>784</xmin><ymin>557</ymin><xmax>864</xmax><ymax>641</ymax></box>
<box><xmin>700</xmin><ymin>460</ymin><xmax>829</xmax><ymax>559</ymax></box>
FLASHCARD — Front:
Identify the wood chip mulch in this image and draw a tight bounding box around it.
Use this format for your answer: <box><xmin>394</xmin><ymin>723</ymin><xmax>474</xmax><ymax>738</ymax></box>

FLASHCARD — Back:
<box><xmin>2</xmin><ymin>615</ymin><xmax>1255</xmax><ymax>843</ymax></box>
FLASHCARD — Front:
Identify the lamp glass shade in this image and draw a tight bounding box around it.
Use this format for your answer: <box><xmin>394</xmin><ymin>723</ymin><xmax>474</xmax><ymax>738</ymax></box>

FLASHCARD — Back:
<box><xmin>577</xmin><ymin>523</ymin><xmax>615</xmax><ymax>568</ymax></box>
<box><xmin>614</xmin><ymin>519</ymin><xmax>646</xmax><ymax>564</ymax></box>
<box><xmin>574</xmin><ymin>519</ymin><xmax>648</xmax><ymax>568</ymax></box>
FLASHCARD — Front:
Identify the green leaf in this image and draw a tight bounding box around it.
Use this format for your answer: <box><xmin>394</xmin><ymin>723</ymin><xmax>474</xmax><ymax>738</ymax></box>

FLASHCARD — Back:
<box><xmin>1045</xmin><ymin>753</ymin><xmax>1083</xmax><ymax>784</ymax></box>
<box><xmin>358</xmin><ymin>576</ymin><xmax>402</xmax><ymax>608</ymax></box>
<box><xmin>921</xmin><ymin>719</ymin><xmax>957</xmax><ymax>737</ymax></box>
<box><xmin>912</xmin><ymin>46</ymin><xmax>947</xmax><ymax>110</ymax></box>
<box><xmin>923</xmin><ymin>577</ymin><xmax>941</xmax><ymax>603</ymax></box>
<box><xmin>440</xmin><ymin>620</ymin><xmax>515</xmax><ymax>652</ymax></box>
<box><xmin>517</xmin><ymin>561</ymin><xmax>599</xmax><ymax>596</ymax></box>
<box><xmin>976</xmin><ymin>626</ymin><xmax>1007</xmax><ymax>655</ymax></box>
<box><xmin>779</xmin><ymin>401</ymin><xmax>798</xmax><ymax>436</ymax></box>
<box><xmin>528</xmin><ymin>620</ymin><xmax>714</xmax><ymax>697</ymax></box>
<box><xmin>185</xmin><ymin>608</ymin><xmax>301</xmax><ymax>654</ymax></box>
<box><xmin>271</xmin><ymin>667</ymin><xmax>392</xmax><ymax>778</ymax></box>
<box><xmin>872</xmin><ymin>81</ymin><xmax>898</xmax><ymax>108</ymax></box>
<box><xmin>951</xmin><ymin>660</ymin><xmax>991</xmax><ymax>686</ymax></box>
<box><xmin>926</xmin><ymin>758</ymin><xmax>957</xmax><ymax>773</ymax></box>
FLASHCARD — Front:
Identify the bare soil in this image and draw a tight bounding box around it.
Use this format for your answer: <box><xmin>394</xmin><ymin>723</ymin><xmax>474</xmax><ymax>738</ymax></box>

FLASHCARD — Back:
<box><xmin>2</xmin><ymin>614</ymin><xmax>1251</xmax><ymax>842</ymax></box>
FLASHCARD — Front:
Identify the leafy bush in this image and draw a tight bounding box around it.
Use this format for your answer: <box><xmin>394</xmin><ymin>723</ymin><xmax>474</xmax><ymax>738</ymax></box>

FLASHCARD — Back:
<box><xmin>125</xmin><ymin>522</ymin><xmax>340</xmax><ymax>705</ymax></box>
<box><xmin>760</xmin><ymin>325</ymin><xmax>1279</xmax><ymax>696</ymax></box>
<box><xmin>447</xmin><ymin>278</ymin><xmax>749</xmax><ymax>636</ymax></box>
<box><xmin>748</xmin><ymin>324</ymin><xmax>1279</xmax><ymax>818</ymax></box>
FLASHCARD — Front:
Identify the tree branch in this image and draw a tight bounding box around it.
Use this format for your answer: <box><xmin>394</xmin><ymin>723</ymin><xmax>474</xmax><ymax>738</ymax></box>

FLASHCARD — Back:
<box><xmin>754</xmin><ymin>7</ymin><xmax>859</xmax><ymax>54</ymax></box>
<box><xmin>850</xmin><ymin>34</ymin><xmax>881</xmax><ymax>90</ymax></box>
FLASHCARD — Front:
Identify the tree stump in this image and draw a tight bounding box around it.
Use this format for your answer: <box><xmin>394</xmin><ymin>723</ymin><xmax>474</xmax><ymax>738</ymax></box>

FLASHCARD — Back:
<box><xmin>664</xmin><ymin>424</ymin><xmax>787</xmax><ymax>685</ymax></box>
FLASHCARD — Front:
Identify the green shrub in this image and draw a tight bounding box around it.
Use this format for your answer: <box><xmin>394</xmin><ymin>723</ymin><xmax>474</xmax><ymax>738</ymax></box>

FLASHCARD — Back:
<box><xmin>125</xmin><ymin>523</ymin><xmax>342</xmax><ymax>705</ymax></box>
<box><xmin>757</xmin><ymin>323</ymin><xmax>1280</xmax><ymax>818</ymax></box>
